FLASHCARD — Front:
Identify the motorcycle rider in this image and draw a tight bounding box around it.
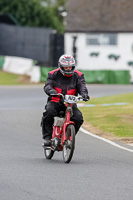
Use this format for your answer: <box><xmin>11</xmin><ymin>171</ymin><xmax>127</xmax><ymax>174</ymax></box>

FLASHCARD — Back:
<box><xmin>41</xmin><ymin>54</ymin><xmax>89</xmax><ymax>146</ymax></box>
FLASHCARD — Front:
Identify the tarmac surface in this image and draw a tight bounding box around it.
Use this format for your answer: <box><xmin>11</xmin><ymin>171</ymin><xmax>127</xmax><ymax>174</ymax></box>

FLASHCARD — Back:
<box><xmin>0</xmin><ymin>84</ymin><xmax>133</xmax><ymax>200</ymax></box>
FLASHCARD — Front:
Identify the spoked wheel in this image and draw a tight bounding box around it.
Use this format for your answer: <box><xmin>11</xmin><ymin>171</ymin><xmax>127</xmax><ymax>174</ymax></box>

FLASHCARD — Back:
<box><xmin>63</xmin><ymin>124</ymin><xmax>75</xmax><ymax>163</ymax></box>
<box><xmin>44</xmin><ymin>148</ymin><xmax>54</xmax><ymax>159</ymax></box>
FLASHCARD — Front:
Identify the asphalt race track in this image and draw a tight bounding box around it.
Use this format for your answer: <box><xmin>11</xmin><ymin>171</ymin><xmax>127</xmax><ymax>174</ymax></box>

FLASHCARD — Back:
<box><xmin>0</xmin><ymin>84</ymin><xmax>133</xmax><ymax>200</ymax></box>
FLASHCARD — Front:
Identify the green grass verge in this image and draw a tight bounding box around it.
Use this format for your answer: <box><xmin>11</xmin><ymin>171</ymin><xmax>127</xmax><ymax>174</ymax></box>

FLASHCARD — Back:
<box><xmin>79</xmin><ymin>93</ymin><xmax>133</xmax><ymax>137</ymax></box>
<box><xmin>0</xmin><ymin>70</ymin><xmax>30</xmax><ymax>85</ymax></box>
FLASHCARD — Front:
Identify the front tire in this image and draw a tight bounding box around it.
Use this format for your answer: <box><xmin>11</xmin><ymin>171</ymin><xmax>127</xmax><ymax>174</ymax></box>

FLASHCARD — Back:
<box><xmin>63</xmin><ymin>124</ymin><xmax>75</xmax><ymax>163</ymax></box>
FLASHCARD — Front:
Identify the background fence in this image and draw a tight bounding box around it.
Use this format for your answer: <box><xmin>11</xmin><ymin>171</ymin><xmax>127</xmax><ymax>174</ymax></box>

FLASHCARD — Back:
<box><xmin>0</xmin><ymin>23</ymin><xmax>64</xmax><ymax>66</ymax></box>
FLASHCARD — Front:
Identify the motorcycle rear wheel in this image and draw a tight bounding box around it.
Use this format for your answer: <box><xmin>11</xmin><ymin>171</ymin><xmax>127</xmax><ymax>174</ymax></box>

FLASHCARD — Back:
<box><xmin>63</xmin><ymin>124</ymin><xmax>75</xmax><ymax>163</ymax></box>
<box><xmin>44</xmin><ymin>148</ymin><xmax>54</xmax><ymax>159</ymax></box>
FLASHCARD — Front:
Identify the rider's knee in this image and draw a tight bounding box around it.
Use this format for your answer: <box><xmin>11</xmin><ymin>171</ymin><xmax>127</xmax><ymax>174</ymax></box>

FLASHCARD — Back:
<box><xmin>76</xmin><ymin>113</ymin><xmax>83</xmax><ymax>124</ymax></box>
<box><xmin>80</xmin><ymin>118</ymin><xmax>84</xmax><ymax>125</ymax></box>
<box><xmin>44</xmin><ymin>108</ymin><xmax>57</xmax><ymax>120</ymax></box>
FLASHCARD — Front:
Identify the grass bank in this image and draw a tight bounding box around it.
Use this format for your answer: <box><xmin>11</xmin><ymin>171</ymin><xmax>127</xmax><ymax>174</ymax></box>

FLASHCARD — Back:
<box><xmin>79</xmin><ymin>93</ymin><xmax>133</xmax><ymax>140</ymax></box>
<box><xmin>0</xmin><ymin>70</ymin><xmax>30</xmax><ymax>85</ymax></box>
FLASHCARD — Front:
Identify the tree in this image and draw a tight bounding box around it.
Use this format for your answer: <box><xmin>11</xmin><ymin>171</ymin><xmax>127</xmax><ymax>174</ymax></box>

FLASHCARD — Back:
<box><xmin>0</xmin><ymin>0</ymin><xmax>66</xmax><ymax>33</ymax></box>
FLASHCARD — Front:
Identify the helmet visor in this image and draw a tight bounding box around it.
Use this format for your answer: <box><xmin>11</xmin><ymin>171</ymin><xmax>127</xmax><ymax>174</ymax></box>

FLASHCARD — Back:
<box><xmin>60</xmin><ymin>66</ymin><xmax>75</xmax><ymax>76</ymax></box>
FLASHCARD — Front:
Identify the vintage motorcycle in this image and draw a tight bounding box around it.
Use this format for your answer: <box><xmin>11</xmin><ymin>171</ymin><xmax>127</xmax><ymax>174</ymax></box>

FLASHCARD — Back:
<box><xmin>43</xmin><ymin>94</ymin><xmax>87</xmax><ymax>163</ymax></box>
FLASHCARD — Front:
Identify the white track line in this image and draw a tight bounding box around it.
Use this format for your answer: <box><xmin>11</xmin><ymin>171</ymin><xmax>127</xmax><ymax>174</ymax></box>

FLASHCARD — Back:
<box><xmin>80</xmin><ymin>127</ymin><xmax>133</xmax><ymax>153</ymax></box>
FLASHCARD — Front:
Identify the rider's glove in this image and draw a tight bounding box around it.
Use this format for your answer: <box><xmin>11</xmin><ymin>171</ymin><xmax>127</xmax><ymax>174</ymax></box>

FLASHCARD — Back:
<box><xmin>49</xmin><ymin>89</ymin><xmax>58</xmax><ymax>95</ymax></box>
<box><xmin>82</xmin><ymin>94</ymin><xmax>90</xmax><ymax>101</ymax></box>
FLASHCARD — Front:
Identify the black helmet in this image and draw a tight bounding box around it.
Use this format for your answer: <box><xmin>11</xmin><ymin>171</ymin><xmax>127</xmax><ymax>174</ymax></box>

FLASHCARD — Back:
<box><xmin>58</xmin><ymin>54</ymin><xmax>75</xmax><ymax>77</ymax></box>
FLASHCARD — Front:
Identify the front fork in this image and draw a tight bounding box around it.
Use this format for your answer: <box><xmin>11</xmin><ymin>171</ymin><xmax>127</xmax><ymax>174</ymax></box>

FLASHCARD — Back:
<box><xmin>62</xmin><ymin>121</ymin><xmax>75</xmax><ymax>146</ymax></box>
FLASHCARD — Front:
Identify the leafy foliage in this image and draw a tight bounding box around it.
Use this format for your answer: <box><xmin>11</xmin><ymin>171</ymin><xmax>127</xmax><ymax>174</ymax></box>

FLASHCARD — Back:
<box><xmin>0</xmin><ymin>0</ymin><xmax>66</xmax><ymax>33</ymax></box>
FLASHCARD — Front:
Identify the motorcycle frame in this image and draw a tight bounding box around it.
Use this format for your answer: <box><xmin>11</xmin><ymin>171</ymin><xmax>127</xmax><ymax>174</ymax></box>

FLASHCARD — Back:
<box><xmin>52</xmin><ymin>103</ymin><xmax>75</xmax><ymax>150</ymax></box>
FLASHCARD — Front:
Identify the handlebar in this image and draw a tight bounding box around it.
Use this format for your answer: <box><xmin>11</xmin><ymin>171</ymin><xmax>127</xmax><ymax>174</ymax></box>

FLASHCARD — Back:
<box><xmin>50</xmin><ymin>93</ymin><xmax>89</xmax><ymax>103</ymax></box>
<box><xmin>50</xmin><ymin>93</ymin><xmax>64</xmax><ymax>98</ymax></box>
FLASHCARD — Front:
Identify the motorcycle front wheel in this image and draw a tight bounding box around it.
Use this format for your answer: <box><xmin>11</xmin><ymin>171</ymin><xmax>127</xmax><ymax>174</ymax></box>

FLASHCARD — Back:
<box><xmin>63</xmin><ymin>124</ymin><xmax>75</xmax><ymax>163</ymax></box>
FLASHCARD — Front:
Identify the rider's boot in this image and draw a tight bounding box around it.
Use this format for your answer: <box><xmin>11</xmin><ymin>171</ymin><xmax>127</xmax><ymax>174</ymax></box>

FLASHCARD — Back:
<box><xmin>42</xmin><ymin>136</ymin><xmax>51</xmax><ymax>147</ymax></box>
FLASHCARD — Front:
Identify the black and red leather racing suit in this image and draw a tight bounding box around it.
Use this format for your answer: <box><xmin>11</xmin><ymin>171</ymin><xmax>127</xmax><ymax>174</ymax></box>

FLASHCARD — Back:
<box><xmin>41</xmin><ymin>68</ymin><xmax>89</xmax><ymax>139</ymax></box>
